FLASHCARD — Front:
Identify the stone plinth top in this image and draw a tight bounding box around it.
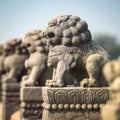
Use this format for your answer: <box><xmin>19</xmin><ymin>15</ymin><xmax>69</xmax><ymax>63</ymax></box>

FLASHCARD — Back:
<box><xmin>42</xmin><ymin>87</ymin><xmax>111</xmax><ymax>110</ymax></box>
<box><xmin>20</xmin><ymin>87</ymin><xmax>43</xmax><ymax>120</ymax></box>
<box><xmin>20</xmin><ymin>87</ymin><xmax>43</xmax><ymax>102</ymax></box>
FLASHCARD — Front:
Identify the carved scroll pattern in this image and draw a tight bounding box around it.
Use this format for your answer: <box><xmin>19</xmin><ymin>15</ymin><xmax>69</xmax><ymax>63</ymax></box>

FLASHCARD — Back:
<box><xmin>47</xmin><ymin>88</ymin><xmax>110</xmax><ymax>104</ymax></box>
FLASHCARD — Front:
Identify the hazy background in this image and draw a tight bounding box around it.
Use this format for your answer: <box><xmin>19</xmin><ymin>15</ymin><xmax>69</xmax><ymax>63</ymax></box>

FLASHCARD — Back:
<box><xmin>0</xmin><ymin>0</ymin><xmax>120</xmax><ymax>42</ymax></box>
<box><xmin>0</xmin><ymin>0</ymin><xmax>120</xmax><ymax>58</ymax></box>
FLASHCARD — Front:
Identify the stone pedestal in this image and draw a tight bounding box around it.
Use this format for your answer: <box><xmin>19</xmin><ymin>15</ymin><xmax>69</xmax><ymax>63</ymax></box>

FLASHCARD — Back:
<box><xmin>0</xmin><ymin>80</ymin><xmax>2</xmax><ymax>120</ymax></box>
<box><xmin>101</xmin><ymin>88</ymin><xmax>120</xmax><ymax>120</ymax></box>
<box><xmin>0</xmin><ymin>80</ymin><xmax>2</xmax><ymax>101</ymax></box>
<box><xmin>2</xmin><ymin>78</ymin><xmax>20</xmax><ymax>120</ymax></box>
<box><xmin>101</xmin><ymin>103</ymin><xmax>120</xmax><ymax>120</ymax></box>
<box><xmin>42</xmin><ymin>87</ymin><xmax>110</xmax><ymax>120</ymax></box>
<box><xmin>0</xmin><ymin>102</ymin><xmax>2</xmax><ymax>120</ymax></box>
<box><xmin>20</xmin><ymin>87</ymin><xmax>43</xmax><ymax>120</ymax></box>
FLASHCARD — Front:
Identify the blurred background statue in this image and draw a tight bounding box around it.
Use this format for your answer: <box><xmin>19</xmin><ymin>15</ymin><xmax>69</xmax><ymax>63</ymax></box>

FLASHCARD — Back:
<box><xmin>101</xmin><ymin>57</ymin><xmax>120</xmax><ymax>120</ymax></box>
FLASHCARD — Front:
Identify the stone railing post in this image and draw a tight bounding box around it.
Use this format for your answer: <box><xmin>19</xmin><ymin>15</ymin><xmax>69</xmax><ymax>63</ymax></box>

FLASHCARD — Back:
<box><xmin>2</xmin><ymin>78</ymin><xmax>20</xmax><ymax>120</ymax></box>
<box><xmin>0</xmin><ymin>79</ymin><xmax>2</xmax><ymax>101</ymax></box>
<box><xmin>20</xmin><ymin>87</ymin><xmax>43</xmax><ymax>120</ymax></box>
<box><xmin>42</xmin><ymin>87</ymin><xmax>110</xmax><ymax>120</ymax></box>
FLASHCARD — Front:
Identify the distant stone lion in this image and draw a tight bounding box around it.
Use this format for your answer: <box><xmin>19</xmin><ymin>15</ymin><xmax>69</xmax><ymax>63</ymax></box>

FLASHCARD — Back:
<box><xmin>45</xmin><ymin>15</ymin><xmax>109</xmax><ymax>87</ymax></box>
<box><xmin>0</xmin><ymin>44</ymin><xmax>4</xmax><ymax>75</ymax></box>
<box><xmin>102</xmin><ymin>57</ymin><xmax>120</xmax><ymax>120</ymax></box>
<box><xmin>22</xmin><ymin>30</ymin><xmax>52</xmax><ymax>86</ymax></box>
<box><xmin>3</xmin><ymin>39</ymin><xmax>28</xmax><ymax>82</ymax></box>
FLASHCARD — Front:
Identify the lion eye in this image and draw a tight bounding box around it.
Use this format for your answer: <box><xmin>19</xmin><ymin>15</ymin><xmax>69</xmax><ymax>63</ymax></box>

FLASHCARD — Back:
<box><xmin>47</xmin><ymin>31</ymin><xmax>55</xmax><ymax>38</ymax></box>
<box><xmin>26</xmin><ymin>43</ymin><xmax>31</xmax><ymax>47</ymax></box>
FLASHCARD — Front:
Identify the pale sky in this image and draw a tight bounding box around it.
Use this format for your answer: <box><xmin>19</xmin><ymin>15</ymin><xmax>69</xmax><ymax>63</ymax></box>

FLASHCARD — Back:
<box><xmin>0</xmin><ymin>0</ymin><xmax>120</xmax><ymax>43</ymax></box>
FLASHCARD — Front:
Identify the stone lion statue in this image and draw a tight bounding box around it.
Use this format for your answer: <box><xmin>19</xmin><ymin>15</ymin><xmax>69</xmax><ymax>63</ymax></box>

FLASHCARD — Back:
<box><xmin>0</xmin><ymin>44</ymin><xmax>4</xmax><ymax>76</ymax></box>
<box><xmin>45</xmin><ymin>15</ymin><xmax>109</xmax><ymax>87</ymax></box>
<box><xmin>0</xmin><ymin>44</ymin><xmax>4</xmax><ymax>99</ymax></box>
<box><xmin>22</xmin><ymin>30</ymin><xmax>52</xmax><ymax>86</ymax></box>
<box><xmin>3</xmin><ymin>38</ymin><xmax>28</xmax><ymax>82</ymax></box>
<box><xmin>101</xmin><ymin>57</ymin><xmax>120</xmax><ymax>120</ymax></box>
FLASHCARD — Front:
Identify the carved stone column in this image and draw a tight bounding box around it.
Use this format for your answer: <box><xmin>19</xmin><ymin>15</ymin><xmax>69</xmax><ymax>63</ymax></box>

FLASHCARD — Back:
<box><xmin>0</xmin><ymin>44</ymin><xmax>4</xmax><ymax>101</ymax></box>
<box><xmin>101</xmin><ymin>58</ymin><xmax>120</xmax><ymax>120</ymax></box>
<box><xmin>0</xmin><ymin>77</ymin><xmax>2</xmax><ymax>120</ymax></box>
<box><xmin>2</xmin><ymin>78</ymin><xmax>20</xmax><ymax>120</ymax></box>
<box><xmin>0</xmin><ymin>79</ymin><xmax>2</xmax><ymax>101</ymax></box>
<box><xmin>42</xmin><ymin>87</ymin><xmax>110</xmax><ymax>120</ymax></box>
<box><xmin>20</xmin><ymin>87</ymin><xmax>43</xmax><ymax>120</ymax></box>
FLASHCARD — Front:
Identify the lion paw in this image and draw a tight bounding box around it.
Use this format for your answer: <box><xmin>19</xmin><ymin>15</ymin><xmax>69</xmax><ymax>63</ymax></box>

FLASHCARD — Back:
<box><xmin>80</xmin><ymin>78</ymin><xmax>89</xmax><ymax>87</ymax></box>
<box><xmin>24</xmin><ymin>81</ymin><xmax>35</xmax><ymax>86</ymax></box>
<box><xmin>21</xmin><ymin>77</ymin><xmax>36</xmax><ymax>87</ymax></box>
<box><xmin>45</xmin><ymin>79</ymin><xmax>64</xmax><ymax>87</ymax></box>
<box><xmin>80</xmin><ymin>78</ymin><xmax>98</xmax><ymax>87</ymax></box>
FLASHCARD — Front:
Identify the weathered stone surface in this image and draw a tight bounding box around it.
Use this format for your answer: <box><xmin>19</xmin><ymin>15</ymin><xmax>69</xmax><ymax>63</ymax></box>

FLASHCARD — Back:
<box><xmin>2</xmin><ymin>79</ymin><xmax>20</xmax><ymax>120</ymax></box>
<box><xmin>21</xmin><ymin>30</ymin><xmax>52</xmax><ymax>87</ymax></box>
<box><xmin>0</xmin><ymin>80</ymin><xmax>2</xmax><ymax>101</ymax></box>
<box><xmin>2</xmin><ymin>38</ymin><xmax>28</xmax><ymax>120</ymax></box>
<box><xmin>101</xmin><ymin>57</ymin><xmax>120</xmax><ymax>120</ymax></box>
<box><xmin>21</xmin><ymin>87</ymin><xmax>42</xmax><ymax>101</ymax></box>
<box><xmin>42</xmin><ymin>87</ymin><xmax>110</xmax><ymax>108</ymax></box>
<box><xmin>42</xmin><ymin>87</ymin><xmax>111</xmax><ymax>120</ymax></box>
<box><xmin>0</xmin><ymin>102</ymin><xmax>2</xmax><ymax>120</ymax></box>
<box><xmin>42</xmin><ymin>109</ymin><xmax>101</xmax><ymax>120</ymax></box>
<box><xmin>45</xmin><ymin>15</ymin><xmax>109</xmax><ymax>87</ymax></box>
<box><xmin>20</xmin><ymin>87</ymin><xmax>43</xmax><ymax>120</ymax></box>
<box><xmin>0</xmin><ymin>44</ymin><xmax>4</xmax><ymax>101</ymax></box>
<box><xmin>3</xmin><ymin>39</ymin><xmax>28</xmax><ymax>82</ymax></box>
<box><xmin>20</xmin><ymin>30</ymin><xmax>52</xmax><ymax>120</ymax></box>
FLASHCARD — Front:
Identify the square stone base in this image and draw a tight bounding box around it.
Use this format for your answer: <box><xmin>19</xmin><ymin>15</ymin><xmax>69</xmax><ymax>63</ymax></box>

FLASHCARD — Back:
<box><xmin>2</xmin><ymin>79</ymin><xmax>20</xmax><ymax>120</ymax></box>
<box><xmin>0</xmin><ymin>80</ymin><xmax>2</xmax><ymax>101</ymax></box>
<box><xmin>20</xmin><ymin>87</ymin><xmax>43</xmax><ymax>120</ymax></box>
<box><xmin>42</xmin><ymin>87</ymin><xmax>110</xmax><ymax>120</ymax></box>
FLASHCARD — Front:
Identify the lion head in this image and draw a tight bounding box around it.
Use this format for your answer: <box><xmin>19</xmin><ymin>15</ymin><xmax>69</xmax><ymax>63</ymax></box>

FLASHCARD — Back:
<box><xmin>4</xmin><ymin>38</ymin><xmax>28</xmax><ymax>56</ymax></box>
<box><xmin>23</xmin><ymin>29</ymin><xmax>49</xmax><ymax>54</ymax></box>
<box><xmin>46</xmin><ymin>15</ymin><xmax>91</xmax><ymax>47</ymax></box>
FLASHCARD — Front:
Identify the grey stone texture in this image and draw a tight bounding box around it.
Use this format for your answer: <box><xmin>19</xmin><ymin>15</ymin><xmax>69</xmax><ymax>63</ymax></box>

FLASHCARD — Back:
<box><xmin>42</xmin><ymin>87</ymin><xmax>111</xmax><ymax>120</ymax></box>
<box><xmin>20</xmin><ymin>87</ymin><xmax>43</xmax><ymax>120</ymax></box>
<box><xmin>21</xmin><ymin>30</ymin><xmax>52</xmax><ymax>87</ymax></box>
<box><xmin>2</xmin><ymin>78</ymin><xmax>20</xmax><ymax>120</ymax></box>
<box><xmin>0</xmin><ymin>80</ymin><xmax>2</xmax><ymax>101</ymax></box>
<box><xmin>2</xmin><ymin>38</ymin><xmax>28</xmax><ymax>120</ymax></box>
<box><xmin>0</xmin><ymin>44</ymin><xmax>4</xmax><ymax>101</ymax></box>
<box><xmin>101</xmin><ymin>57</ymin><xmax>120</xmax><ymax>120</ymax></box>
<box><xmin>45</xmin><ymin>15</ymin><xmax>109</xmax><ymax>87</ymax></box>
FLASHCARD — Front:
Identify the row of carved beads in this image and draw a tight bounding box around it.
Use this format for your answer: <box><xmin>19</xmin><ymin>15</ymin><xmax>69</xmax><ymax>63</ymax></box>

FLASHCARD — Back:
<box><xmin>42</xmin><ymin>103</ymin><xmax>104</xmax><ymax>110</ymax></box>
<box><xmin>21</xmin><ymin>102</ymin><xmax>42</xmax><ymax>108</ymax></box>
